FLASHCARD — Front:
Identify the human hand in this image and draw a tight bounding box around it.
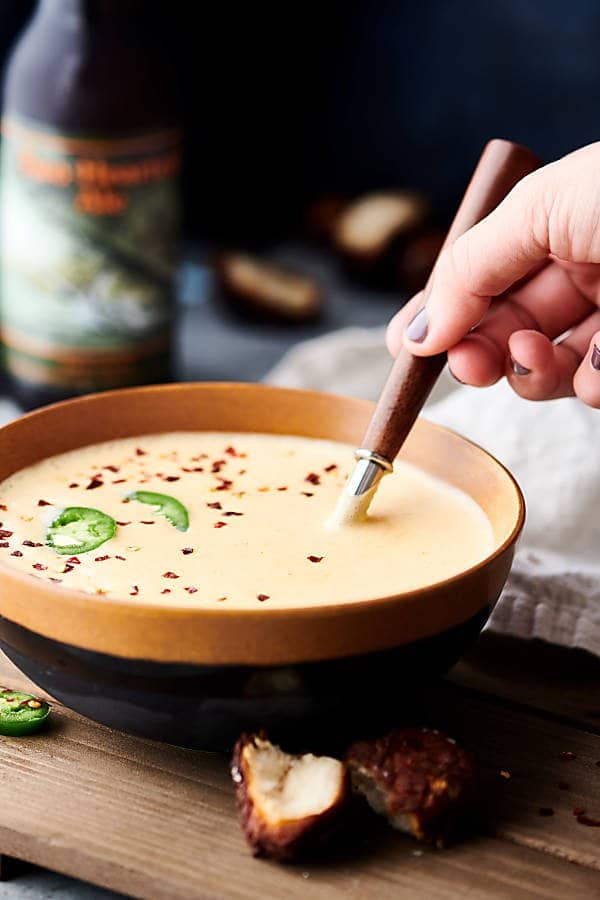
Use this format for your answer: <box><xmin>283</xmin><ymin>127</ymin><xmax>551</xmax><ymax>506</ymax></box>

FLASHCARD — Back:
<box><xmin>386</xmin><ymin>143</ymin><xmax>600</xmax><ymax>407</ymax></box>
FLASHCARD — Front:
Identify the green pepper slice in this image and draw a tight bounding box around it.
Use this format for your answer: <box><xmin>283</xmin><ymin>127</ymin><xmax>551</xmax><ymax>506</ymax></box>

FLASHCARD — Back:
<box><xmin>0</xmin><ymin>690</ymin><xmax>51</xmax><ymax>736</ymax></box>
<box><xmin>46</xmin><ymin>506</ymin><xmax>117</xmax><ymax>555</ymax></box>
<box><xmin>127</xmin><ymin>490</ymin><xmax>189</xmax><ymax>531</ymax></box>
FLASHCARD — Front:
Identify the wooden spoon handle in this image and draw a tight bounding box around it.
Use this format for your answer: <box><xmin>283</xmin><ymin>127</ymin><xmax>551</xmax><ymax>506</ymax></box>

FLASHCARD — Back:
<box><xmin>361</xmin><ymin>138</ymin><xmax>541</xmax><ymax>462</ymax></box>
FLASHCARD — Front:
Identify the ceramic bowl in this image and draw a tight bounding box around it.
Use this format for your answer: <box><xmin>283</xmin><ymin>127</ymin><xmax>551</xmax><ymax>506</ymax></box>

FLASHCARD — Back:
<box><xmin>0</xmin><ymin>383</ymin><xmax>524</xmax><ymax>750</ymax></box>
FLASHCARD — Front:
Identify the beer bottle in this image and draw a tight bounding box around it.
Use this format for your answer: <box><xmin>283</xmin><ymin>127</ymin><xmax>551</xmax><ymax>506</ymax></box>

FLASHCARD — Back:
<box><xmin>0</xmin><ymin>0</ymin><xmax>181</xmax><ymax>408</ymax></box>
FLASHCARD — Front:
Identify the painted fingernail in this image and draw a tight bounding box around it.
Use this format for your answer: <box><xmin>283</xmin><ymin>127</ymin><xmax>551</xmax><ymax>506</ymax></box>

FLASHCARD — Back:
<box><xmin>405</xmin><ymin>306</ymin><xmax>429</xmax><ymax>343</ymax></box>
<box><xmin>510</xmin><ymin>355</ymin><xmax>531</xmax><ymax>376</ymax></box>
<box><xmin>591</xmin><ymin>344</ymin><xmax>600</xmax><ymax>371</ymax></box>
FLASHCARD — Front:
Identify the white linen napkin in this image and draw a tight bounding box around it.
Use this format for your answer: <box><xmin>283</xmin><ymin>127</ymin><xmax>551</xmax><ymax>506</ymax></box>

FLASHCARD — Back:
<box><xmin>266</xmin><ymin>327</ymin><xmax>600</xmax><ymax>655</ymax></box>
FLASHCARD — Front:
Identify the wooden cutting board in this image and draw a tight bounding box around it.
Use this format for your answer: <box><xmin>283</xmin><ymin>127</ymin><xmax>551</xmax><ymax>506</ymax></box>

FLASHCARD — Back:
<box><xmin>1</xmin><ymin>636</ymin><xmax>600</xmax><ymax>900</ymax></box>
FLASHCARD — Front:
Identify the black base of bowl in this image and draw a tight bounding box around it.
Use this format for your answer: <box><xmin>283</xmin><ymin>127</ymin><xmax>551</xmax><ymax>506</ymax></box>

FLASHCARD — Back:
<box><xmin>0</xmin><ymin>608</ymin><xmax>491</xmax><ymax>752</ymax></box>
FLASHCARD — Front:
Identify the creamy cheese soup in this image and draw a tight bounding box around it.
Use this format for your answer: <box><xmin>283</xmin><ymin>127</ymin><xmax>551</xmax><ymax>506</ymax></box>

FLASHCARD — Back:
<box><xmin>0</xmin><ymin>433</ymin><xmax>494</xmax><ymax>607</ymax></box>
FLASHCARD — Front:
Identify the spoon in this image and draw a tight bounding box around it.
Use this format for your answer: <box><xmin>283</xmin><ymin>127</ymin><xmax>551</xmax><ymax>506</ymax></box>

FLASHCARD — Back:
<box><xmin>333</xmin><ymin>138</ymin><xmax>541</xmax><ymax>526</ymax></box>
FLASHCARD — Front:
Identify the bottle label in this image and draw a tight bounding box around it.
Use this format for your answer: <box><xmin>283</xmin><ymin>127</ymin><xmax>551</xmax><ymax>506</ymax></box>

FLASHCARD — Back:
<box><xmin>0</xmin><ymin>116</ymin><xmax>181</xmax><ymax>390</ymax></box>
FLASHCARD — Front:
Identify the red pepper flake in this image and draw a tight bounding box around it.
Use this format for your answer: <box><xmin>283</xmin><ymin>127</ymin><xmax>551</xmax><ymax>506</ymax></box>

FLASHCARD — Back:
<box><xmin>211</xmin><ymin>460</ymin><xmax>226</xmax><ymax>473</ymax></box>
<box><xmin>225</xmin><ymin>445</ymin><xmax>246</xmax><ymax>457</ymax></box>
<box><xmin>10</xmin><ymin>551</ymin><xmax>23</xmax><ymax>558</ymax></box>
<box><xmin>277</xmin><ymin>486</ymin><xmax>288</xmax><ymax>492</ymax></box>
<box><xmin>185</xmin><ymin>586</ymin><xmax>198</xmax><ymax>594</ymax></box>
<box><xmin>104</xmin><ymin>465</ymin><xmax>120</xmax><ymax>473</ymax></box>
<box><xmin>32</xmin><ymin>563</ymin><xmax>47</xmax><ymax>571</ymax></box>
<box><xmin>558</xmin><ymin>781</ymin><xmax>570</xmax><ymax>791</ymax></box>
<box><xmin>115</xmin><ymin>555</ymin><xmax>126</xmax><ymax>561</ymax></box>
<box><xmin>48</xmin><ymin>577</ymin><xmax>62</xmax><ymax>583</ymax></box>
<box><xmin>192</xmin><ymin>453</ymin><xmax>209</xmax><ymax>461</ymax></box>
<box><xmin>257</xmin><ymin>486</ymin><xmax>270</xmax><ymax>493</ymax></box>
<box><xmin>573</xmin><ymin>807</ymin><xmax>586</xmax><ymax>816</ymax></box>
<box><xmin>181</xmin><ymin>466</ymin><xmax>204</xmax><ymax>473</ymax></box>
<box><xmin>164</xmin><ymin>475</ymin><xmax>180</xmax><ymax>482</ymax></box>
<box><xmin>116</xmin><ymin>521</ymin><xmax>131</xmax><ymax>526</ymax></box>
<box><xmin>64</xmin><ymin>564</ymin><xmax>74</xmax><ymax>572</ymax></box>
<box><xmin>560</xmin><ymin>751</ymin><xmax>577</xmax><ymax>762</ymax></box>
<box><xmin>0</xmin><ymin>530</ymin><xmax>13</xmax><ymax>539</ymax></box>
<box><xmin>94</xmin><ymin>555</ymin><xmax>110</xmax><ymax>562</ymax></box>
<box><xmin>577</xmin><ymin>814</ymin><xmax>600</xmax><ymax>827</ymax></box>
<box><xmin>130</xmin><ymin>585</ymin><xmax>140</xmax><ymax>596</ymax></box>
<box><xmin>37</xmin><ymin>499</ymin><xmax>52</xmax><ymax>506</ymax></box>
<box><xmin>307</xmin><ymin>555</ymin><xmax>324</xmax><ymax>563</ymax></box>
<box><xmin>538</xmin><ymin>807</ymin><xmax>554</xmax><ymax>817</ymax></box>
<box><xmin>207</xmin><ymin>501</ymin><xmax>222</xmax><ymax>510</ymax></box>
<box><xmin>135</xmin><ymin>448</ymin><xmax>146</xmax><ymax>456</ymax></box>
<box><xmin>0</xmin><ymin>504</ymin><xmax>7</xmax><ymax>510</ymax></box>
<box><xmin>69</xmin><ymin>482</ymin><xmax>79</xmax><ymax>488</ymax></box>
<box><xmin>181</xmin><ymin>547</ymin><xmax>194</xmax><ymax>555</ymax></box>
<box><xmin>67</xmin><ymin>556</ymin><xmax>81</xmax><ymax>564</ymax></box>
<box><xmin>215</xmin><ymin>478</ymin><xmax>233</xmax><ymax>491</ymax></box>
<box><xmin>86</xmin><ymin>478</ymin><xmax>103</xmax><ymax>490</ymax></box>
<box><xmin>161</xmin><ymin>588</ymin><xmax>171</xmax><ymax>594</ymax></box>
<box><xmin>23</xmin><ymin>540</ymin><xmax>41</xmax><ymax>547</ymax></box>
<box><xmin>216</xmin><ymin>596</ymin><xmax>227</xmax><ymax>602</ymax></box>
<box><xmin>140</xmin><ymin>520</ymin><xmax>155</xmax><ymax>525</ymax></box>
<box><xmin>324</xmin><ymin>464</ymin><xmax>338</xmax><ymax>472</ymax></box>
<box><xmin>257</xmin><ymin>593</ymin><xmax>270</xmax><ymax>602</ymax></box>
<box><xmin>214</xmin><ymin>521</ymin><xmax>227</xmax><ymax>528</ymax></box>
<box><xmin>163</xmin><ymin>571</ymin><xmax>180</xmax><ymax>579</ymax></box>
<box><xmin>224</xmin><ymin>511</ymin><xmax>243</xmax><ymax>517</ymax></box>
<box><xmin>301</xmin><ymin>492</ymin><xmax>314</xmax><ymax>497</ymax></box>
<box><xmin>112</xmin><ymin>479</ymin><xmax>127</xmax><ymax>484</ymax></box>
<box><xmin>238</xmin><ymin>469</ymin><xmax>247</xmax><ymax>475</ymax></box>
<box><xmin>305</xmin><ymin>473</ymin><xmax>321</xmax><ymax>485</ymax></box>
<box><xmin>0</xmin><ymin>542</ymin><xmax>9</xmax><ymax>549</ymax></box>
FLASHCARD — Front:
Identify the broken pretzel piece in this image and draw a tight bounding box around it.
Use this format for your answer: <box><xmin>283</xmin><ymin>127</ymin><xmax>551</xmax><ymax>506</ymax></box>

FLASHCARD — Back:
<box><xmin>215</xmin><ymin>253</ymin><xmax>321</xmax><ymax>322</ymax></box>
<box><xmin>347</xmin><ymin>727</ymin><xmax>476</xmax><ymax>846</ymax></box>
<box><xmin>231</xmin><ymin>733</ymin><xmax>349</xmax><ymax>861</ymax></box>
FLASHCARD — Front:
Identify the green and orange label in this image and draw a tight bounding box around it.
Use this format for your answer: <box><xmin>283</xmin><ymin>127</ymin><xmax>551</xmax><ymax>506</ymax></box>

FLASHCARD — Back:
<box><xmin>0</xmin><ymin>116</ymin><xmax>181</xmax><ymax>389</ymax></box>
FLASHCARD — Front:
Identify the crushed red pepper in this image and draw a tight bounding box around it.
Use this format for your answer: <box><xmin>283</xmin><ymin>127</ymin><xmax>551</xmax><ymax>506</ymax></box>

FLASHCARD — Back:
<box><xmin>23</xmin><ymin>540</ymin><xmax>41</xmax><ymax>547</ymax></box>
<box><xmin>112</xmin><ymin>479</ymin><xmax>127</xmax><ymax>484</ymax></box>
<box><xmin>257</xmin><ymin>593</ymin><xmax>270</xmax><ymax>602</ymax></box>
<box><xmin>0</xmin><ymin>530</ymin><xmax>13</xmax><ymax>539</ymax></box>
<box><xmin>140</xmin><ymin>520</ymin><xmax>155</xmax><ymax>525</ymax></box>
<box><xmin>305</xmin><ymin>473</ymin><xmax>320</xmax><ymax>485</ymax></box>
<box><xmin>104</xmin><ymin>465</ymin><xmax>120</xmax><ymax>472</ymax></box>
<box><xmin>277</xmin><ymin>486</ymin><xmax>288</xmax><ymax>491</ymax></box>
<box><xmin>225</xmin><ymin>445</ymin><xmax>246</xmax><ymax>457</ymax></box>
<box><xmin>49</xmin><ymin>577</ymin><xmax>62</xmax><ymax>583</ymax></box>
<box><xmin>67</xmin><ymin>556</ymin><xmax>81</xmax><ymax>564</ymax></box>
<box><xmin>185</xmin><ymin>586</ymin><xmax>198</xmax><ymax>594</ymax></box>
<box><xmin>163</xmin><ymin>571</ymin><xmax>179</xmax><ymax>579</ymax></box>
<box><xmin>130</xmin><ymin>585</ymin><xmax>140</xmax><ymax>595</ymax></box>
<box><xmin>86</xmin><ymin>478</ymin><xmax>103</xmax><ymax>490</ymax></box>
<box><xmin>0</xmin><ymin>504</ymin><xmax>7</xmax><ymax>510</ymax></box>
<box><xmin>0</xmin><ymin>542</ymin><xmax>8</xmax><ymax>548</ymax></box>
<box><xmin>182</xmin><ymin>547</ymin><xmax>194</xmax><ymax>555</ymax></box>
<box><xmin>161</xmin><ymin>589</ymin><xmax>171</xmax><ymax>594</ymax></box>
<box><xmin>207</xmin><ymin>501</ymin><xmax>222</xmax><ymax>509</ymax></box>
<box><xmin>116</xmin><ymin>521</ymin><xmax>131</xmax><ymax>526</ymax></box>
<box><xmin>211</xmin><ymin>460</ymin><xmax>226</xmax><ymax>473</ymax></box>
<box><xmin>135</xmin><ymin>448</ymin><xmax>146</xmax><ymax>456</ymax></box>
<box><xmin>64</xmin><ymin>564</ymin><xmax>74</xmax><ymax>572</ymax></box>
<box><xmin>215</xmin><ymin>478</ymin><xmax>233</xmax><ymax>491</ymax></box>
<box><xmin>324</xmin><ymin>464</ymin><xmax>338</xmax><ymax>472</ymax></box>
<box><xmin>115</xmin><ymin>555</ymin><xmax>126</xmax><ymax>561</ymax></box>
<box><xmin>68</xmin><ymin>482</ymin><xmax>79</xmax><ymax>488</ymax></box>
<box><xmin>224</xmin><ymin>511</ymin><xmax>243</xmax><ymax>517</ymax></box>
<box><xmin>301</xmin><ymin>492</ymin><xmax>314</xmax><ymax>497</ymax></box>
<box><xmin>32</xmin><ymin>563</ymin><xmax>47</xmax><ymax>571</ymax></box>
<box><xmin>10</xmin><ymin>551</ymin><xmax>22</xmax><ymax>558</ymax></box>
<box><xmin>37</xmin><ymin>499</ymin><xmax>52</xmax><ymax>506</ymax></box>
<box><xmin>94</xmin><ymin>555</ymin><xmax>110</xmax><ymax>562</ymax></box>
<box><xmin>214</xmin><ymin>521</ymin><xmax>227</xmax><ymax>528</ymax></box>
<box><xmin>307</xmin><ymin>555</ymin><xmax>324</xmax><ymax>563</ymax></box>
<box><xmin>181</xmin><ymin>466</ymin><xmax>204</xmax><ymax>473</ymax></box>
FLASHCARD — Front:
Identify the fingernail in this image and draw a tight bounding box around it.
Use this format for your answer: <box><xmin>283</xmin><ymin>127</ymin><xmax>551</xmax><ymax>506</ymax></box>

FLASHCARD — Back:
<box><xmin>449</xmin><ymin>367</ymin><xmax>466</xmax><ymax>385</ymax></box>
<box><xmin>405</xmin><ymin>306</ymin><xmax>429</xmax><ymax>343</ymax></box>
<box><xmin>591</xmin><ymin>344</ymin><xmax>600</xmax><ymax>371</ymax></box>
<box><xmin>510</xmin><ymin>355</ymin><xmax>530</xmax><ymax>376</ymax></box>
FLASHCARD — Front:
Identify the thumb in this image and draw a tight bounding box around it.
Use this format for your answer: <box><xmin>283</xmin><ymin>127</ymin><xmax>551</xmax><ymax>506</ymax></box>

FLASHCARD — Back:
<box><xmin>403</xmin><ymin>167</ymin><xmax>551</xmax><ymax>354</ymax></box>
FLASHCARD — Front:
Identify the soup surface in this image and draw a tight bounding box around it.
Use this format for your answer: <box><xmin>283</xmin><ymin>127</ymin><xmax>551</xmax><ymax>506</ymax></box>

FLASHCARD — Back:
<box><xmin>0</xmin><ymin>432</ymin><xmax>494</xmax><ymax>607</ymax></box>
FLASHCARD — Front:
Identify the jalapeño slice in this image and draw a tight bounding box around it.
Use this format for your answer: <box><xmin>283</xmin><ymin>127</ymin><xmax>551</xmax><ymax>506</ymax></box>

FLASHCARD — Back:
<box><xmin>127</xmin><ymin>490</ymin><xmax>189</xmax><ymax>531</ymax></box>
<box><xmin>47</xmin><ymin>507</ymin><xmax>117</xmax><ymax>555</ymax></box>
<box><xmin>0</xmin><ymin>690</ymin><xmax>51</xmax><ymax>736</ymax></box>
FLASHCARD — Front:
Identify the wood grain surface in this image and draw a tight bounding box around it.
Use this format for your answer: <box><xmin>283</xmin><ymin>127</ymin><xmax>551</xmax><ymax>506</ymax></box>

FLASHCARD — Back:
<box><xmin>1</xmin><ymin>638</ymin><xmax>600</xmax><ymax>899</ymax></box>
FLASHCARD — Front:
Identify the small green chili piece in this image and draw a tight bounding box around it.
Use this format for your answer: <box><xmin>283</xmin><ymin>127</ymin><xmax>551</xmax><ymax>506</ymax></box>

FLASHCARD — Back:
<box><xmin>47</xmin><ymin>506</ymin><xmax>117</xmax><ymax>555</ymax></box>
<box><xmin>0</xmin><ymin>690</ymin><xmax>51</xmax><ymax>736</ymax></box>
<box><xmin>127</xmin><ymin>491</ymin><xmax>189</xmax><ymax>531</ymax></box>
